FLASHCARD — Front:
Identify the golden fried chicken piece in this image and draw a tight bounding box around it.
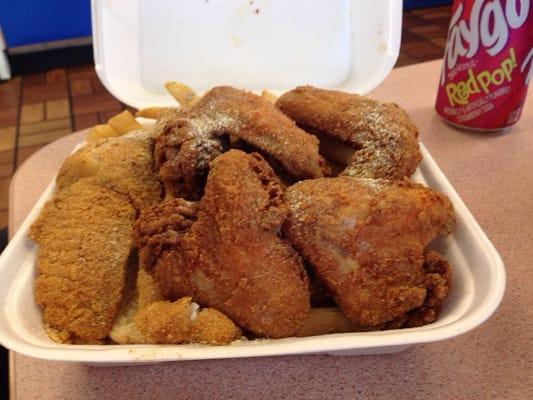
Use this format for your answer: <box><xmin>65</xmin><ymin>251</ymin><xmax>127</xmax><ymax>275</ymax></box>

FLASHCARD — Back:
<box><xmin>276</xmin><ymin>86</ymin><xmax>422</xmax><ymax>180</ymax></box>
<box><xmin>400</xmin><ymin>250</ymin><xmax>452</xmax><ymax>328</ymax></box>
<box><xmin>283</xmin><ymin>177</ymin><xmax>455</xmax><ymax>327</ymax></box>
<box><xmin>29</xmin><ymin>180</ymin><xmax>136</xmax><ymax>343</ymax></box>
<box><xmin>56</xmin><ymin>130</ymin><xmax>162</xmax><ymax>209</ymax></box>
<box><xmin>190</xmin><ymin>308</ymin><xmax>242</xmax><ymax>345</ymax></box>
<box><xmin>134</xmin><ymin>298</ymin><xmax>241</xmax><ymax>345</ymax></box>
<box><xmin>133</xmin><ymin>197</ymin><xmax>198</xmax><ymax>278</ymax></box>
<box><xmin>134</xmin><ymin>298</ymin><xmax>195</xmax><ymax>344</ymax></box>
<box><xmin>154</xmin><ymin>86</ymin><xmax>326</xmax><ymax>199</ymax></box>
<box><xmin>136</xmin><ymin>150</ymin><xmax>311</xmax><ymax>338</ymax></box>
<box><xmin>110</xmin><ymin>267</ymin><xmax>241</xmax><ymax>345</ymax></box>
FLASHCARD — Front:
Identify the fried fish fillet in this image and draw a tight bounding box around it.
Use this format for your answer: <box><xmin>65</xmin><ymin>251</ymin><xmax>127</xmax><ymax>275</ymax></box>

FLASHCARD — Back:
<box><xmin>136</xmin><ymin>150</ymin><xmax>311</xmax><ymax>338</ymax></box>
<box><xmin>29</xmin><ymin>180</ymin><xmax>136</xmax><ymax>343</ymax></box>
<box><xmin>276</xmin><ymin>86</ymin><xmax>422</xmax><ymax>180</ymax></box>
<box><xmin>154</xmin><ymin>86</ymin><xmax>326</xmax><ymax>199</ymax></box>
<box><xmin>283</xmin><ymin>177</ymin><xmax>455</xmax><ymax>327</ymax></box>
<box><xmin>56</xmin><ymin>130</ymin><xmax>162</xmax><ymax>209</ymax></box>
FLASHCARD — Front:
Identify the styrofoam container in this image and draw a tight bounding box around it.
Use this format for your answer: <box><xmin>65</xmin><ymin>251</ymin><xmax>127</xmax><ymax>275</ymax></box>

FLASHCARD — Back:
<box><xmin>0</xmin><ymin>0</ymin><xmax>505</xmax><ymax>364</ymax></box>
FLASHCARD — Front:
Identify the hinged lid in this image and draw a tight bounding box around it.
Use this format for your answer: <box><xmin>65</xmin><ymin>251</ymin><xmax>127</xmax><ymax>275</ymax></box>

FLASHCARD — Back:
<box><xmin>91</xmin><ymin>0</ymin><xmax>401</xmax><ymax>108</ymax></box>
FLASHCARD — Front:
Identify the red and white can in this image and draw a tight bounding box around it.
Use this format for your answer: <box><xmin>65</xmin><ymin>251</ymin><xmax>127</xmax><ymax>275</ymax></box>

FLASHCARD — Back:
<box><xmin>436</xmin><ymin>0</ymin><xmax>533</xmax><ymax>131</ymax></box>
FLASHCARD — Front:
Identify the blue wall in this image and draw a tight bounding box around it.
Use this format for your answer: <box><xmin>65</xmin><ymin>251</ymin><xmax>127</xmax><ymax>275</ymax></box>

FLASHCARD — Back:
<box><xmin>0</xmin><ymin>1</ymin><xmax>91</xmax><ymax>47</ymax></box>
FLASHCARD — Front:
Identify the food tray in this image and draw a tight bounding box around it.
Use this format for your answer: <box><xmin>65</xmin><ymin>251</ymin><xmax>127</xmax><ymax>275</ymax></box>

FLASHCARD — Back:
<box><xmin>0</xmin><ymin>138</ymin><xmax>505</xmax><ymax>364</ymax></box>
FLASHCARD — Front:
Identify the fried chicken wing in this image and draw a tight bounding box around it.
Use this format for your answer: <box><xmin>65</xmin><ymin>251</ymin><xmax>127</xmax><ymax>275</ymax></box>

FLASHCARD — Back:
<box><xmin>283</xmin><ymin>177</ymin><xmax>455</xmax><ymax>327</ymax></box>
<box><xmin>154</xmin><ymin>86</ymin><xmax>326</xmax><ymax>199</ymax></box>
<box><xmin>29</xmin><ymin>180</ymin><xmax>136</xmax><ymax>343</ymax></box>
<box><xmin>136</xmin><ymin>150</ymin><xmax>310</xmax><ymax>338</ymax></box>
<box><xmin>276</xmin><ymin>86</ymin><xmax>422</xmax><ymax>180</ymax></box>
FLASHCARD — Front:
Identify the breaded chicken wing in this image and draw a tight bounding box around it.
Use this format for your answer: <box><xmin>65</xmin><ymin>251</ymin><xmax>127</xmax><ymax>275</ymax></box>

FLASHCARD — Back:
<box><xmin>283</xmin><ymin>177</ymin><xmax>455</xmax><ymax>327</ymax></box>
<box><xmin>154</xmin><ymin>86</ymin><xmax>326</xmax><ymax>199</ymax></box>
<box><xmin>136</xmin><ymin>150</ymin><xmax>310</xmax><ymax>338</ymax></box>
<box><xmin>276</xmin><ymin>86</ymin><xmax>422</xmax><ymax>180</ymax></box>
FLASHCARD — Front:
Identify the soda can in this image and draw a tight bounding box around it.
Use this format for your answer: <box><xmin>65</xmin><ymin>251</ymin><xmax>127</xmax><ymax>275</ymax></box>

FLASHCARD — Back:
<box><xmin>436</xmin><ymin>0</ymin><xmax>533</xmax><ymax>131</ymax></box>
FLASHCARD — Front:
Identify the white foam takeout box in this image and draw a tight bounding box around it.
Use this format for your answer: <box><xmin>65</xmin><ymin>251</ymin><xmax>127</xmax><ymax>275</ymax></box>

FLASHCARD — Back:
<box><xmin>0</xmin><ymin>0</ymin><xmax>505</xmax><ymax>365</ymax></box>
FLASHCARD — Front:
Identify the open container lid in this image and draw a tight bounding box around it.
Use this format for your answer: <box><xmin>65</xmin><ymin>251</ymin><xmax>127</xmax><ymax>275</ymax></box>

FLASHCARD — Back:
<box><xmin>91</xmin><ymin>0</ymin><xmax>402</xmax><ymax>109</ymax></box>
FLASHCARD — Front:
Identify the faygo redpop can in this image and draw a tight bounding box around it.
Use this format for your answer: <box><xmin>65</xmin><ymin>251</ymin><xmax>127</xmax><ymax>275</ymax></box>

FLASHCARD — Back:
<box><xmin>436</xmin><ymin>0</ymin><xmax>532</xmax><ymax>131</ymax></box>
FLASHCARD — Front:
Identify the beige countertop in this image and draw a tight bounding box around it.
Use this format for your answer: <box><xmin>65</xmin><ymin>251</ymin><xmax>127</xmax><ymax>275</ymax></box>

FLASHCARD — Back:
<box><xmin>8</xmin><ymin>60</ymin><xmax>533</xmax><ymax>399</ymax></box>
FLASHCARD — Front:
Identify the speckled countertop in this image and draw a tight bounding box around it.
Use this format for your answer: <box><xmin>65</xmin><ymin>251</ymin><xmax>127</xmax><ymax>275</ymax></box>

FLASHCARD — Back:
<box><xmin>8</xmin><ymin>60</ymin><xmax>533</xmax><ymax>399</ymax></box>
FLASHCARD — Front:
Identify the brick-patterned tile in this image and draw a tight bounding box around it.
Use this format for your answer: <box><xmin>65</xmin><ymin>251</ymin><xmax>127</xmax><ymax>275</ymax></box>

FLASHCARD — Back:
<box><xmin>22</xmin><ymin>72</ymin><xmax>46</xmax><ymax>87</ymax></box>
<box><xmin>0</xmin><ymin>126</ymin><xmax>16</xmax><ymax>152</ymax></box>
<box><xmin>18</xmin><ymin>128</ymin><xmax>72</xmax><ymax>147</ymax></box>
<box><xmin>428</xmin><ymin>16</ymin><xmax>453</xmax><ymax>30</ymax></box>
<box><xmin>0</xmin><ymin>150</ymin><xmax>13</xmax><ymax>165</ymax></box>
<box><xmin>20</xmin><ymin>103</ymin><xmax>45</xmax><ymax>124</ymax></box>
<box><xmin>70</xmin><ymin>79</ymin><xmax>93</xmax><ymax>97</ymax></box>
<box><xmin>395</xmin><ymin>53</ymin><xmax>419</xmax><ymax>68</ymax></box>
<box><xmin>399</xmin><ymin>5</ymin><xmax>451</xmax><ymax>67</ymax></box>
<box><xmin>0</xmin><ymin>107</ymin><xmax>19</xmax><ymax>128</ymax></box>
<box><xmin>430</xmin><ymin>37</ymin><xmax>448</xmax><ymax>49</ymax></box>
<box><xmin>46</xmin><ymin>98</ymin><xmax>70</xmax><ymax>120</ymax></box>
<box><xmin>74</xmin><ymin>113</ymin><xmax>99</xmax><ymax>130</ymax></box>
<box><xmin>71</xmin><ymin>92</ymin><xmax>122</xmax><ymax>115</ymax></box>
<box><xmin>0</xmin><ymin>77</ymin><xmax>21</xmax><ymax>108</ymax></box>
<box><xmin>92</xmin><ymin>77</ymin><xmax>108</xmax><ymax>94</ymax></box>
<box><xmin>401</xmin><ymin>29</ymin><xmax>425</xmax><ymax>43</ymax></box>
<box><xmin>16</xmin><ymin>144</ymin><xmax>45</xmax><ymax>168</ymax></box>
<box><xmin>46</xmin><ymin>69</ymin><xmax>67</xmax><ymax>84</ymax></box>
<box><xmin>411</xmin><ymin>5</ymin><xmax>450</xmax><ymax>16</ymax></box>
<box><xmin>419</xmin><ymin>10</ymin><xmax>452</xmax><ymax>20</ymax></box>
<box><xmin>0</xmin><ymin>162</ymin><xmax>12</xmax><ymax>178</ymax></box>
<box><xmin>0</xmin><ymin>177</ymin><xmax>10</xmax><ymax>209</ymax></box>
<box><xmin>402</xmin><ymin>39</ymin><xmax>445</xmax><ymax>60</ymax></box>
<box><xmin>22</xmin><ymin>81</ymin><xmax>68</xmax><ymax>104</ymax></box>
<box><xmin>403</xmin><ymin>12</ymin><xmax>431</xmax><ymax>29</ymax></box>
<box><xmin>19</xmin><ymin>118</ymin><xmax>71</xmax><ymax>136</ymax></box>
<box><xmin>68</xmin><ymin>65</ymin><xmax>97</xmax><ymax>81</ymax></box>
<box><xmin>409</xmin><ymin>24</ymin><xmax>448</xmax><ymax>39</ymax></box>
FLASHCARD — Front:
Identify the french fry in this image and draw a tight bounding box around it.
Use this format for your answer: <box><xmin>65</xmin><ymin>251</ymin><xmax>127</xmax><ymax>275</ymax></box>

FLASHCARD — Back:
<box><xmin>261</xmin><ymin>90</ymin><xmax>278</xmax><ymax>104</ymax></box>
<box><xmin>107</xmin><ymin>110</ymin><xmax>143</xmax><ymax>134</ymax></box>
<box><xmin>135</xmin><ymin>107</ymin><xmax>163</xmax><ymax>119</ymax></box>
<box><xmin>86</xmin><ymin>124</ymin><xmax>120</xmax><ymax>143</ymax></box>
<box><xmin>296</xmin><ymin>307</ymin><xmax>370</xmax><ymax>337</ymax></box>
<box><xmin>165</xmin><ymin>82</ymin><xmax>199</xmax><ymax>108</ymax></box>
